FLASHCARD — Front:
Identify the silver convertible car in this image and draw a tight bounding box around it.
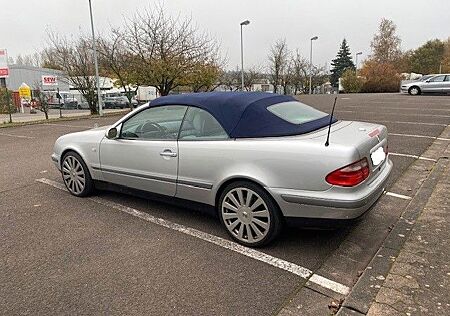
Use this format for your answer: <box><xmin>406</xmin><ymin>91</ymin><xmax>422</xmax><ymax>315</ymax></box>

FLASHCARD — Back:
<box><xmin>52</xmin><ymin>92</ymin><xmax>392</xmax><ymax>246</ymax></box>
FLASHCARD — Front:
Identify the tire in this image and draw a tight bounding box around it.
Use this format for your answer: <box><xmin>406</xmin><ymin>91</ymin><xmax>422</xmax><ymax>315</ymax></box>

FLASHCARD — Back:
<box><xmin>61</xmin><ymin>151</ymin><xmax>94</xmax><ymax>197</ymax></box>
<box><xmin>218</xmin><ymin>181</ymin><xmax>282</xmax><ymax>247</ymax></box>
<box><xmin>408</xmin><ymin>86</ymin><xmax>421</xmax><ymax>96</ymax></box>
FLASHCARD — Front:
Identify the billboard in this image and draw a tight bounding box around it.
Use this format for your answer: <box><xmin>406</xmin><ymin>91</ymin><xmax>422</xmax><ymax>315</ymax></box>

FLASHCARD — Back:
<box><xmin>0</xmin><ymin>49</ymin><xmax>8</xmax><ymax>78</ymax></box>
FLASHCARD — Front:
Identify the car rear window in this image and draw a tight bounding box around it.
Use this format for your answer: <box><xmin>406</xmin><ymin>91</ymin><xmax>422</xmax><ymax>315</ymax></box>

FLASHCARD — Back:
<box><xmin>267</xmin><ymin>101</ymin><xmax>327</xmax><ymax>125</ymax></box>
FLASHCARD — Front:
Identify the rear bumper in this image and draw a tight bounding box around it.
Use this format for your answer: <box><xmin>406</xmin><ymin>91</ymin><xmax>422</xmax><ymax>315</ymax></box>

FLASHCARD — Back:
<box><xmin>269</xmin><ymin>158</ymin><xmax>393</xmax><ymax>219</ymax></box>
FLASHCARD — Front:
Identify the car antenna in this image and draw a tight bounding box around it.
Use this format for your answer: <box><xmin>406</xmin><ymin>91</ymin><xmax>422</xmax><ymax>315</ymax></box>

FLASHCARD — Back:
<box><xmin>325</xmin><ymin>97</ymin><xmax>338</xmax><ymax>147</ymax></box>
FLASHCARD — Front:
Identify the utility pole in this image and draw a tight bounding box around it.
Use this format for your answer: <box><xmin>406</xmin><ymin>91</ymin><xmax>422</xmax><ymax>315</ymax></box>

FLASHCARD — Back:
<box><xmin>240</xmin><ymin>20</ymin><xmax>250</xmax><ymax>91</ymax></box>
<box><xmin>309</xmin><ymin>36</ymin><xmax>318</xmax><ymax>94</ymax></box>
<box><xmin>88</xmin><ymin>0</ymin><xmax>103</xmax><ymax>116</ymax></box>
<box><xmin>355</xmin><ymin>52</ymin><xmax>362</xmax><ymax>74</ymax></box>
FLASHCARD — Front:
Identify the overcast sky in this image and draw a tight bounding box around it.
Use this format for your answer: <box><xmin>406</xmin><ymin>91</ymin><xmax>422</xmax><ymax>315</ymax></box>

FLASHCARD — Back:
<box><xmin>1</xmin><ymin>0</ymin><xmax>449</xmax><ymax>70</ymax></box>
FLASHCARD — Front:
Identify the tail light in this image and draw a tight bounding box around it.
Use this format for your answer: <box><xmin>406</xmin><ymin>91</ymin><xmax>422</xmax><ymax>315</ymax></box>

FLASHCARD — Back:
<box><xmin>326</xmin><ymin>158</ymin><xmax>370</xmax><ymax>187</ymax></box>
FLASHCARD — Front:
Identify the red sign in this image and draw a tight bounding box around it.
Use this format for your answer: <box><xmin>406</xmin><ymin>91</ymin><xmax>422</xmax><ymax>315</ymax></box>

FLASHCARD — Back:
<box><xmin>0</xmin><ymin>49</ymin><xmax>8</xmax><ymax>78</ymax></box>
<box><xmin>42</xmin><ymin>75</ymin><xmax>58</xmax><ymax>86</ymax></box>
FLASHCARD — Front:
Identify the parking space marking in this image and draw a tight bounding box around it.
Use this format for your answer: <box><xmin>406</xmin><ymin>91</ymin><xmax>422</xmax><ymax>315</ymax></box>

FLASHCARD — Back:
<box><xmin>43</xmin><ymin>123</ymin><xmax>96</xmax><ymax>128</ymax></box>
<box><xmin>0</xmin><ymin>132</ymin><xmax>35</xmax><ymax>139</ymax></box>
<box><xmin>375</xmin><ymin>120</ymin><xmax>447</xmax><ymax>127</ymax></box>
<box><xmin>338</xmin><ymin>110</ymin><xmax>450</xmax><ymax>118</ymax></box>
<box><xmin>385</xmin><ymin>191</ymin><xmax>412</xmax><ymax>200</ymax></box>
<box><xmin>341</xmin><ymin>105</ymin><xmax>450</xmax><ymax>112</ymax></box>
<box><xmin>389</xmin><ymin>133</ymin><xmax>450</xmax><ymax>141</ymax></box>
<box><xmin>36</xmin><ymin>177</ymin><xmax>350</xmax><ymax>296</ymax></box>
<box><xmin>389</xmin><ymin>152</ymin><xmax>437</xmax><ymax>162</ymax></box>
<box><xmin>368</xmin><ymin>101</ymin><xmax>450</xmax><ymax>106</ymax></box>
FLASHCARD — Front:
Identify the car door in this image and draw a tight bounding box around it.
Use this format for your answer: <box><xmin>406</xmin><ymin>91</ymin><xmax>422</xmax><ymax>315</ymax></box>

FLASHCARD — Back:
<box><xmin>423</xmin><ymin>75</ymin><xmax>446</xmax><ymax>92</ymax></box>
<box><xmin>176</xmin><ymin>106</ymin><xmax>230</xmax><ymax>204</ymax></box>
<box><xmin>99</xmin><ymin>105</ymin><xmax>188</xmax><ymax>196</ymax></box>
<box><xmin>444</xmin><ymin>75</ymin><xmax>450</xmax><ymax>93</ymax></box>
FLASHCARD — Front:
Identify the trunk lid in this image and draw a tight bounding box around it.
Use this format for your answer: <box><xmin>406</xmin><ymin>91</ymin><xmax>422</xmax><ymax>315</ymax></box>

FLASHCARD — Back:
<box><xmin>309</xmin><ymin>120</ymin><xmax>388</xmax><ymax>182</ymax></box>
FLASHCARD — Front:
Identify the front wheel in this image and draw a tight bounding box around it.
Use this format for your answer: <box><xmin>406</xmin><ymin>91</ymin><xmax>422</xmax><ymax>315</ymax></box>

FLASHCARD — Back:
<box><xmin>408</xmin><ymin>86</ymin><xmax>421</xmax><ymax>95</ymax></box>
<box><xmin>218</xmin><ymin>181</ymin><xmax>282</xmax><ymax>247</ymax></box>
<box><xmin>61</xmin><ymin>151</ymin><xmax>94</xmax><ymax>197</ymax></box>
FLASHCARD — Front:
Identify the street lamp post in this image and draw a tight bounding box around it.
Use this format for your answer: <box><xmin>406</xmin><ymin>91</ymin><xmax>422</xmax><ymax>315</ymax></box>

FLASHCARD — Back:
<box><xmin>355</xmin><ymin>51</ymin><xmax>362</xmax><ymax>73</ymax></box>
<box><xmin>88</xmin><ymin>0</ymin><xmax>103</xmax><ymax>116</ymax></box>
<box><xmin>309</xmin><ymin>36</ymin><xmax>318</xmax><ymax>94</ymax></box>
<box><xmin>240</xmin><ymin>20</ymin><xmax>250</xmax><ymax>91</ymax></box>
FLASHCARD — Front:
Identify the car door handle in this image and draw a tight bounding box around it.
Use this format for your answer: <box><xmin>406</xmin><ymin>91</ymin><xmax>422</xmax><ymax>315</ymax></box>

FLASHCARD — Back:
<box><xmin>160</xmin><ymin>150</ymin><xmax>177</xmax><ymax>157</ymax></box>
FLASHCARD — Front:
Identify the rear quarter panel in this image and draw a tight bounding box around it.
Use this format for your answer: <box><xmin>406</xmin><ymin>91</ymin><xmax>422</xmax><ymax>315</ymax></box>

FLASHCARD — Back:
<box><xmin>176</xmin><ymin>135</ymin><xmax>360</xmax><ymax>206</ymax></box>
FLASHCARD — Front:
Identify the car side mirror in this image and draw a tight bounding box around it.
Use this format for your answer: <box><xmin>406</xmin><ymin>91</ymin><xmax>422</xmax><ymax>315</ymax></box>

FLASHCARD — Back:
<box><xmin>106</xmin><ymin>127</ymin><xmax>118</xmax><ymax>139</ymax></box>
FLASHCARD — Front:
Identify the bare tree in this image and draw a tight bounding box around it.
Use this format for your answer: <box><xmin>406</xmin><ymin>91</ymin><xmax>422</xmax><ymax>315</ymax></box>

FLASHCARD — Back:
<box><xmin>290</xmin><ymin>50</ymin><xmax>309</xmax><ymax>94</ymax></box>
<box><xmin>243</xmin><ymin>66</ymin><xmax>262</xmax><ymax>91</ymax></box>
<box><xmin>45</xmin><ymin>32</ymin><xmax>100</xmax><ymax>114</ymax></box>
<box><xmin>123</xmin><ymin>5</ymin><xmax>222</xmax><ymax>96</ymax></box>
<box><xmin>219</xmin><ymin>69</ymin><xmax>240</xmax><ymax>91</ymax></box>
<box><xmin>10</xmin><ymin>53</ymin><xmax>42</xmax><ymax>67</ymax></box>
<box><xmin>98</xmin><ymin>30</ymin><xmax>138</xmax><ymax>108</ymax></box>
<box><xmin>33</xmin><ymin>83</ymin><xmax>51</xmax><ymax>120</ymax></box>
<box><xmin>268</xmin><ymin>39</ymin><xmax>289</xmax><ymax>93</ymax></box>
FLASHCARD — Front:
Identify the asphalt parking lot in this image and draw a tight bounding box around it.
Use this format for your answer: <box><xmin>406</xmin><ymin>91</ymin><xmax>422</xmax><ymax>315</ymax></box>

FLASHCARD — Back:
<box><xmin>1</xmin><ymin>93</ymin><xmax>449</xmax><ymax>315</ymax></box>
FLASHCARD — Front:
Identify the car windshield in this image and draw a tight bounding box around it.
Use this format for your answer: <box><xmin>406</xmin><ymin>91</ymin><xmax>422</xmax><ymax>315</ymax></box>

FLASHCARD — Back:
<box><xmin>267</xmin><ymin>101</ymin><xmax>327</xmax><ymax>125</ymax></box>
<box><xmin>419</xmin><ymin>75</ymin><xmax>433</xmax><ymax>81</ymax></box>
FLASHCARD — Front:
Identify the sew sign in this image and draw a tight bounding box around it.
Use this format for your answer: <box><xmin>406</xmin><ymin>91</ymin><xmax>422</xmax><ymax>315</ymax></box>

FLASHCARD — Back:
<box><xmin>42</xmin><ymin>75</ymin><xmax>58</xmax><ymax>86</ymax></box>
<box><xmin>0</xmin><ymin>49</ymin><xmax>8</xmax><ymax>78</ymax></box>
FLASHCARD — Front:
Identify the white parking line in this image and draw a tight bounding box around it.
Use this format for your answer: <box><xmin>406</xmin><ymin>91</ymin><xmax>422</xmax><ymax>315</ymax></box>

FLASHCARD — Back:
<box><xmin>389</xmin><ymin>133</ymin><xmax>450</xmax><ymax>141</ymax></box>
<box><xmin>385</xmin><ymin>191</ymin><xmax>412</xmax><ymax>200</ymax></box>
<box><xmin>389</xmin><ymin>152</ymin><xmax>437</xmax><ymax>162</ymax></box>
<box><xmin>44</xmin><ymin>123</ymin><xmax>95</xmax><ymax>128</ymax></box>
<box><xmin>338</xmin><ymin>110</ymin><xmax>450</xmax><ymax>118</ymax></box>
<box><xmin>36</xmin><ymin>177</ymin><xmax>350</xmax><ymax>296</ymax></box>
<box><xmin>376</xmin><ymin>120</ymin><xmax>447</xmax><ymax>127</ymax></box>
<box><xmin>342</xmin><ymin>105</ymin><xmax>450</xmax><ymax>112</ymax></box>
<box><xmin>0</xmin><ymin>132</ymin><xmax>35</xmax><ymax>139</ymax></box>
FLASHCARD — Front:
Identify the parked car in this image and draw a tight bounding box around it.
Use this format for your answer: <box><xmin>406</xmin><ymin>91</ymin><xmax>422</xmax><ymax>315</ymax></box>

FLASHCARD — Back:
<box><xmin>51</xmin><ymin>92</ymin><xmax>392</xmax><ymax>246</ymax></box>
<box><xmin>103</xmin><ymin>97</ymin><xmax>120</xmax><ymax>109</ymax></box>
<box><xmin>104</xmin><ymin>96</ymin><xmax>138</xmax><ymax>109</ymax></box>
<box><xmin>401</xmin><ymin>74</ymin><xmax>450</xmax><ymax>95</ymax></box>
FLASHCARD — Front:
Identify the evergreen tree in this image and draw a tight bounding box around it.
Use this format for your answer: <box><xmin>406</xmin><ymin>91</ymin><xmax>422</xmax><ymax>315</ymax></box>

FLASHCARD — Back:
<box><xmin>330</xmin><ymin>39</ymin><xmax>355</xmax><ymax>87</ymax></box>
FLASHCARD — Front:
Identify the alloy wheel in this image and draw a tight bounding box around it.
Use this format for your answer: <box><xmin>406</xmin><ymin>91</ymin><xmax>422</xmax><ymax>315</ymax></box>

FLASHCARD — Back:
<box><xmin>410</xmin><ymin>87</ymin><xmax>419</xmax><ymax>95</ymax></box>
<box><xmin>221</xmin><ymin>188</ymin><xmax>271</xmax><ymax>244</ymax></box>
<box><xmin>62</xmin><ymin>155</ymin><xmax>86</xmax><ymax>195</ymax></box>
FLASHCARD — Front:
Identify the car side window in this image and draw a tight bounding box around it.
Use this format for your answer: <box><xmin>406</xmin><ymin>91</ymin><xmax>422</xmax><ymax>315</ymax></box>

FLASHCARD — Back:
<box><xmin>120</xmin><ymin>105</ymin><xmax>187</xmax><ymax>140</ymax></box>
<box><xmin>429</xmin><ymin>75</ymin><xmax>445</xmax><ymax>82</ymax></box>
<box><xmin>445</xmin><ymin>76</ymin><xmax>450</xmax><ymax>82</ymax></box>
<box><xmin>179</xmin><ymin>107</ymin><xmax>228</xmax><ymax>140</ymax></box>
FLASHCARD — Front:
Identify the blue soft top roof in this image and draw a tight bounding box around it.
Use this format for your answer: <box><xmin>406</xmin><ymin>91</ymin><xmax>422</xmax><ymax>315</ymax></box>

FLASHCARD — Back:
<box><xmin>150</xmin><ymin>92</ymin><xmax>334</xmax><ymax>138</ymax></box>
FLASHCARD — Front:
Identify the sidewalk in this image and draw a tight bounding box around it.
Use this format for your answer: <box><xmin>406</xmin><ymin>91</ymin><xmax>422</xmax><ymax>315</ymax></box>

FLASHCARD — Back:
<box><xmin>336</xmin><ymin>127</ymin><xmax>450</xmax><ymax>316</ymax></box>
<box><xmin>366</xmin><ymin>155</ymin><xmax>449</xmax><ymax>315</ymax></box>
<box><xmin>1</xmin><ymin>108</ymin><xmax>128</xmax><ymax>124</ymax></box>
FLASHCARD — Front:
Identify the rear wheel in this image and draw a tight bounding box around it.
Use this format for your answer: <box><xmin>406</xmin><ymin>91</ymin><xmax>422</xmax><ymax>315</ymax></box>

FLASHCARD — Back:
<box><xmin>61</xmin><ymin>151</ymin><xmax>93</xmax><ymax>197</ymax></box>
<box><xmin>408</xmin><ymin>86</ymin><xmax>421</xmax><ymax>95</ymax></box>
<box><xmin>218</xmin><ymin>181</ymin><xmax>282</xmax><ymax>247</ymax></box>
